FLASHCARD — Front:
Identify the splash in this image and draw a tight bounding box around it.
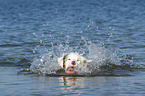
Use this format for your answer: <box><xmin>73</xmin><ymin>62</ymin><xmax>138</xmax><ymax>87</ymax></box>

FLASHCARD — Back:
<box><xmin>30</xmin><ymin>37</ymin><xmax>121</xmax><ymax>75</ymax></box>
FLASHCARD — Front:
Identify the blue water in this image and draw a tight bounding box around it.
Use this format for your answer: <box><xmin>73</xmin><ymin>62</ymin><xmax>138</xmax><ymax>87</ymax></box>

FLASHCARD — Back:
<box><xmin>1</xmin><ymin>0</ymin><xmax>145</xmax><ymax>95</ymax></box>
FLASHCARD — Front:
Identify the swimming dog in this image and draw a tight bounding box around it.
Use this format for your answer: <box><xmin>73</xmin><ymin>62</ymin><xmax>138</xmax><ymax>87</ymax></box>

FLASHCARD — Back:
<box><xmin>58</xmin><ymin>52</ymin><xmax>92</xmax><ymax>74</ymax></box>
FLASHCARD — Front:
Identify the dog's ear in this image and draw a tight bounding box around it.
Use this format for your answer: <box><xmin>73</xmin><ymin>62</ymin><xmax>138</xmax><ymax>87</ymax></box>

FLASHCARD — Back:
<box><xmin>80</xmin><ymin>54</ymin><xmax>85</xmax><ymax>56</ymax></box>
<box><xmin>58</xmin><ymin>56</ymin><xmax>64</xmax><ymax>68</ymax></box>
<box><xmin>83</xmin><ymin>59</ymin><xmax>92</xmax><ymax>63</ymax></box>
<box><xmin>58</xmin><ymin>53</ymin><xmax>68</xmax><ymax>68</ymax></box>
<box><xmin>86</xmin><ymin>60</ymin><xmax>92</xmax><ymax>62</ymax></box>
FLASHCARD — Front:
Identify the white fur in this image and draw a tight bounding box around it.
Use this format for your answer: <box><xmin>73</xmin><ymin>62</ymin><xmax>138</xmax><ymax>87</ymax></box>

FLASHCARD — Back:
<box><xmin>58</xmin><ymin>52</ymin><xmax>92</xmax><ymax>71</ymax></box>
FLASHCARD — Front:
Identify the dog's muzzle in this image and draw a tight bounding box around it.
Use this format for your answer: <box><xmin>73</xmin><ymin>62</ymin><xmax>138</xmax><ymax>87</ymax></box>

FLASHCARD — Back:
<box><xmin>65</xmin><ymin>67</ymin><xmax>76</xmax><ymax>75</ymax></box>
<box><xmin>71</xmin><ymin>61</ymin><xmax>76</xmax><ymax>65</ymax></box>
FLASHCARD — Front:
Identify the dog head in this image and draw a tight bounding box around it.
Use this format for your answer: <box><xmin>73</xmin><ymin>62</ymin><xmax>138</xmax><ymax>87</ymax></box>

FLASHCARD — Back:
<box><xmin>58</xmin><ymin>52</ymin><xmax>92</xmax><ymax>74</ymax></box>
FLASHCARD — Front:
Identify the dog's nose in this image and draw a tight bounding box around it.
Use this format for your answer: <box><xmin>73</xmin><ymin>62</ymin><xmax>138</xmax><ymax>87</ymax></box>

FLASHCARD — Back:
<box><xmin>71</xmin><ymin>61</ymin><xmax>76</xmax><ymax>65</ymax></box>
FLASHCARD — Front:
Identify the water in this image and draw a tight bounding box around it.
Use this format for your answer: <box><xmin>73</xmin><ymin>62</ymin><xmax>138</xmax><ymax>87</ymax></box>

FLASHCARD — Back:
<box><xmin>1</xmin><ymin>0</ymin><xmax>145</xmax><ymax>95</ymax></box>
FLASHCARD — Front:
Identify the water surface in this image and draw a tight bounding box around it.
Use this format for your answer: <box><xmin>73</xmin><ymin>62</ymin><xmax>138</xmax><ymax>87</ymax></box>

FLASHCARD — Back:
<box><xmin>1</xmin><ymin>0</ymin><xmax>145</xmax><ymax>96</ymax></box>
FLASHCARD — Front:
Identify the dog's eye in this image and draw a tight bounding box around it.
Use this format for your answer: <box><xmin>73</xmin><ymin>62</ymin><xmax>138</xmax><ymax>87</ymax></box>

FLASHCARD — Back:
<box><xmin>77</xmin><ymin>58</ymin><xmax>80</xmax><ymax>61</ymax></box>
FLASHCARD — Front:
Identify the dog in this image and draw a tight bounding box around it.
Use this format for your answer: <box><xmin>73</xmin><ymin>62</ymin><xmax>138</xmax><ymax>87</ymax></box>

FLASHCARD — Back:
<box><xmin>58</xmin><ymin>52</ymin><xmax>92</xmax><ymax>75</ymax></box>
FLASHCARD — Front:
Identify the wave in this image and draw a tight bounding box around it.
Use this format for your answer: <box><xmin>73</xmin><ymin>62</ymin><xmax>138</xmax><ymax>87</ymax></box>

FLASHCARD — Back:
<box><xmin>26</xmin><ymin>38</ymin><xmax>144</xmax><ymax>76</ymax></box>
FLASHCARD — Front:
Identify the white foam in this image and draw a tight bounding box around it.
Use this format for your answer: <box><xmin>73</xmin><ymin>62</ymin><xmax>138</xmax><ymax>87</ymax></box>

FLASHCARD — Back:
<box><xmin>30</xmin><ymin>39</ymin><xmax>120</xmax><ymax>75</ymax></box>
